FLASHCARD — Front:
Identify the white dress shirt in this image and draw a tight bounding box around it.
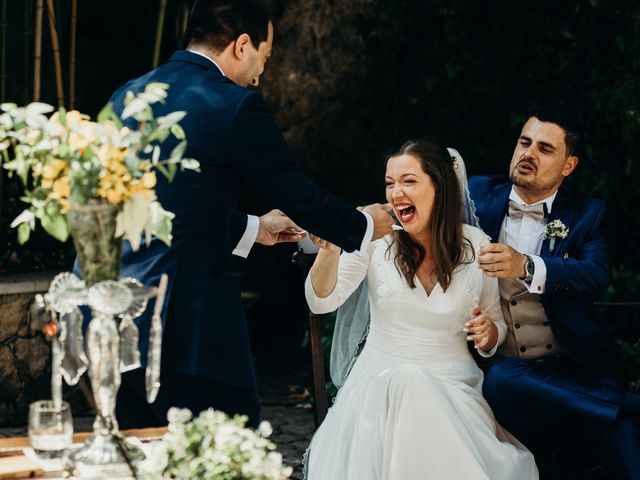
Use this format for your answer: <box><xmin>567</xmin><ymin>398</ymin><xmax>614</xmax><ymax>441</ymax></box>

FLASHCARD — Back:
<box><xmin>503</xmin><ymin>187</ymin><xmax>557</xmax><ymax>294</ymax></box>
<box><xmin>186</xmin><ymin>50</ymin><xmax>374</xmax><ymax>257</ymax></box>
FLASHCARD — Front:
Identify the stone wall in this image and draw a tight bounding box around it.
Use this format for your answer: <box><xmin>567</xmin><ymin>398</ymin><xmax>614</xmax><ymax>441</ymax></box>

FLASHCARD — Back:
<box><xmin>0</xmin><ymin>273</ymin><xmax>57</xmax><ymax>426</ymax></box>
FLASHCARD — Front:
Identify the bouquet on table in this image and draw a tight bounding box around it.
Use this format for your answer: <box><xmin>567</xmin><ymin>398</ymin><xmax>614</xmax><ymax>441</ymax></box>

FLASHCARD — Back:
<box><xmin>142</xmin><ymin>408</ymin><xmax>293</xmax><ymax>480</ymax></box>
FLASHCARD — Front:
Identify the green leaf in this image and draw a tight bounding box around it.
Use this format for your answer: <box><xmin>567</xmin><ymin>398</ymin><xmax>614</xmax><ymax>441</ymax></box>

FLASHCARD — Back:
<box><xmin>58</xmin><ymin>107</ymin><xmax>67</xmax><ymax>127</ymax></box>
<box><xmin>121</xmin><ymin>98</ymin><xmax>148</xmax><ymax>120</ymax></box>
<box><xmin>180</xmin><ymin>158</ymin><xmax>200</xmax><ymax>172</ymax></box>
<box><xmin>157</xmin><ymin>111</ymin><xmax>186</xmax><ymax>130</ymax></box>
<box><xmin>17</xmin><ymin>223</ymin><xmax>31</xmax><ymax>244</ymax></box>
<box><xmin>167</xmin><ymin>162</ymin><xmax>177</xmax><ymax>182</ymax></box>
<box><xmin>155</xmin><ymin>163</ymin><xmax>170</xmax><ymax>179</ymax></box>
<box><xmin>170</xmin><ymin>140</ymin><xmax>187</xmax><ymax>161</ymax></box>
<box><xmin>97</xmin><ymin>103</ymin><xmax>113</xmax><ymax>123</ymax></box>
<box><xmin>98</xmin><ymin>102</ymin><xmax>123</xmax><ymax>129</ymax></box>
<box><xmin>40</xmin><ymin>211</ymin><xmax>70</xmax><ymax>242</ymax></box>
<box><xmin>170</xmin><ymin>124</ymin><xmax>185</xmax><ymax>140</ymax></box>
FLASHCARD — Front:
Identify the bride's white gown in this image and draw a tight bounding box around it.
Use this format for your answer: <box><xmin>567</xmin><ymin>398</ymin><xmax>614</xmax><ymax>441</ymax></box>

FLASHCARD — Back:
<box><xmin>304</xmin><ymin>225</ymin><xmax>538</xmax><ymax>480</ymax></box>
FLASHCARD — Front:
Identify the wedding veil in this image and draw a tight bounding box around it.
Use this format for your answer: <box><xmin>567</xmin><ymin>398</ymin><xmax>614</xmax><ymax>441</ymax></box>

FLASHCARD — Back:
<box><xmin>329</xmin><ymin>147</ymin><xmax>479</xmax><ymax>388</ymax></box>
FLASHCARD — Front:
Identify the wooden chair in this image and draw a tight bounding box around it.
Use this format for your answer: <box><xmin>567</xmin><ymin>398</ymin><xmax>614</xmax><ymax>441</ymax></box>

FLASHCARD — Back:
<box><xmin>291</xmin><ymin>249</ymin><xmax>328</xmax><ymax>428</ymax></box>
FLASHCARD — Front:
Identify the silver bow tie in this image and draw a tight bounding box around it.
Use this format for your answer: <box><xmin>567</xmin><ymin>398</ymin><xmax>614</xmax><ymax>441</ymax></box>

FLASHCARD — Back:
<box><xmin>508</xmin><ymin>200</ymin><xmax>547</xmax><ymax>221</ymax></box>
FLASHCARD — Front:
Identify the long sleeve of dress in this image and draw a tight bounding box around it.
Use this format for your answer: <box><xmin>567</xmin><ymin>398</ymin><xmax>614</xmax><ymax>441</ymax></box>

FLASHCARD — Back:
<box><xmin>476</xmin><ymin>270</ymin><xmax>507</xmax><ymax>358</ymax></box>
<box><xmin>465</xmin><ymin>224</ymin><xmax>507</xmax><ymax>358</ymax></box>
<box><xmin>304</xmin><ymin>242</ymin><xmax>376</xmax><ymax>314</ymax></box>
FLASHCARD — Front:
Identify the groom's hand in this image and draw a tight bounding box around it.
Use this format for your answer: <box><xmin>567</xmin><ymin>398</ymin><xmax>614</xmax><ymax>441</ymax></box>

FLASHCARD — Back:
<box><xmin>256</xmin><ymin>209</ymin><xmax>307</xmax><ymax>246</ymax></box>
<box><xmin>362</xmin><ymin>203</ymin><xmax>394</xmax><ymax>240</ymax></box>
<box><xmin>477</xmin><ymin>243</ymin><xmax>527</xmax><ymax>279</ymax></box>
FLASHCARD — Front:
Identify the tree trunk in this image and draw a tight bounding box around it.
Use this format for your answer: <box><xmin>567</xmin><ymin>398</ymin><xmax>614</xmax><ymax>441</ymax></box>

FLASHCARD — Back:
<box><xmin>33</xmin><ymin>0</ymin><xmax>43</xmax><ymax>101</ymax></box>
<box><xmin>69</xmin><ymin>0</ymin><xmax>77</xmax><ymax>109</ymax></box>
<box><xmin>46</xmin><ymin>0</ymin><xmax>64</xmax><ymax>107</ymax></box>
<box><xmin>1</xmin><ymin>0</ymin><xmax>7</xmax><ymax>103</ymax></box>
<box><xmin>152</xmin><ymin>0</ymin><xmax>168</xmax><ymax>69</ymax></box>
<box><xmin>23</xmin><ymin>0</ymin><xmax>33</xmax><ymax>103</ymax></box>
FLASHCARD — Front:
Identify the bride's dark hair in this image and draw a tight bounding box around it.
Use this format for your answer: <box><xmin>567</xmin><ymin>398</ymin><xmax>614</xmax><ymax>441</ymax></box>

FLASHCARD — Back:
<box><xmin>386</xmin><ymin>139</ymin><xmax>473</xmax><ymax>292</ymax></box>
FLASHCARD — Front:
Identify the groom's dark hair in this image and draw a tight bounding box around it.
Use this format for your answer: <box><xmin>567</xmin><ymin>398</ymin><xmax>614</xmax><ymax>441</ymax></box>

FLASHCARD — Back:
<box><xmin>186</xmin><ymin>0</ymin><xmax>273</xmax><ymax>52</ymax></box>
<box><xmin>527</xmin><ymin>105</ymin><xmax>580</xmax><ymax>157</ymax></box>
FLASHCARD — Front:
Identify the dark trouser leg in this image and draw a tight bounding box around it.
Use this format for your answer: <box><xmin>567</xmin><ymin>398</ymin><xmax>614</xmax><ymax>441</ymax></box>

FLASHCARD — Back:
<box><xmin>116</xmin><ymin>369</ymin><xmax>261</xmax><ymax>429</ymax></box>
<box><xmin>599</xmin><ymin>419</ymin><xmax>640</xmax><ymax>480</ymax></box>
<box><xmin>482</xmin><ymin>356</ymin><xmax>640</xmax><ymax>480</ymax></box>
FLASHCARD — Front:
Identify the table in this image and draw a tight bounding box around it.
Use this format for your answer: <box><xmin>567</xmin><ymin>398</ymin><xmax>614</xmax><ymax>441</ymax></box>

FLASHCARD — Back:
<box><xmin>0</xmin><ymin>427</ymin><xmax>166</xmax><ymax>479</ymax></box>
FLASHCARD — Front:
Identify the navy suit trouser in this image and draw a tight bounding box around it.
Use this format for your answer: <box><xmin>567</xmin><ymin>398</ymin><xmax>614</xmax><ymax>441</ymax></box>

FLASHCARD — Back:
<box><xmin>115</xmin><ymin>369</ymin><xmax>261</xmax><ymax>429</ymax></box>
<box><xmin>483</xmin><ymin>356</ymin><xmax>640</xmax><ymax>480</ymax></box>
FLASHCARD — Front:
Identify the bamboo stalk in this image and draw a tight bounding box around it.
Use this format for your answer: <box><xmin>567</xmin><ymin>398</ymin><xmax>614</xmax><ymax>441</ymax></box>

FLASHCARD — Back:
<box><xmin>152</xmin><ymin>0</ymin><xmax>168</xmax><ymax>69</ymax></box>
<box><xmin>1</xmin><ymin>0</ymin><xmax>7</xmax><ymax>103</ymax></box>
<box><xmin>24</xmin><ymin>0</ymin><xmax>33</xmax><ymax>103</ymax></box>
<box><xmin>175</xmin><ymin>0</ymin><xmax>189</xmax><ymax>49</ymax></box>
<box><xmin>45</xmin><ymin>0</ymin><xmax>64</xmax><ymax>107</ymax></box>
<box><xmin>69</xmin><ymin>0</ymin><xmax>77</xmax><ymax>109</ymax></box>
<box><xmin>34</xmin><ymin>0</ymin><xmax>43</xmax><ymax>101</ymax></box>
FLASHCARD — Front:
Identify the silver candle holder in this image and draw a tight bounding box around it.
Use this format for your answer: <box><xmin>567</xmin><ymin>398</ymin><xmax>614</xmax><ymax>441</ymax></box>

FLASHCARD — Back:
<box><xmin>35</xmin><ymin>272</ymin><xmax>168</xmax><ymax>478</ymax></box>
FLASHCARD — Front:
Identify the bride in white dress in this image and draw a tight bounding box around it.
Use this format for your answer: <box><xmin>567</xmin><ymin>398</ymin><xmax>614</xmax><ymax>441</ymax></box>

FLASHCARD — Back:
<box><xmin>303</xmin><ymin>139</ymin><xmax>538</xmax><ymax>479</ymax></box>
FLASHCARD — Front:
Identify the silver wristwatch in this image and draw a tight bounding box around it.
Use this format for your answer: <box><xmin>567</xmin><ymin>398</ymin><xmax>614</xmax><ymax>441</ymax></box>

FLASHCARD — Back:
<box><xmin>524</xmin><ymin>254</ymin><xmax>535</xmax><ymax>281</ymax></box>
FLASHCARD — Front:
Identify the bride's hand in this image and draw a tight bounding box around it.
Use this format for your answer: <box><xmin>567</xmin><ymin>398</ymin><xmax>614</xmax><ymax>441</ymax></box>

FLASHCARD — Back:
<box><xmin>310</xmin><ymin>234</ymin><xmax>341</xmax><ymax>253</ymax></box>
<box><xmin>464</xmin><ymin>305</ymin><xmax>498</xmax><ymax>352</ymax></box>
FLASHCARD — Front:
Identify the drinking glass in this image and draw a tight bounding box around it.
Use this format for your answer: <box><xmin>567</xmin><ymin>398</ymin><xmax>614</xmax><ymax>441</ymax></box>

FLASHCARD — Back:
<box><xmin>28</xmin><ymin>400</ymin><xmax>73</xmax><ymax>460</ymax></box>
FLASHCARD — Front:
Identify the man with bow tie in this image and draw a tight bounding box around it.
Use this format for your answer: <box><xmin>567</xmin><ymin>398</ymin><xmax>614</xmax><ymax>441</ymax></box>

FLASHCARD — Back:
<box><xmin>469</xmin><ymin>108</ymin><xmax>640</xmax><ymax>479</ymax></box>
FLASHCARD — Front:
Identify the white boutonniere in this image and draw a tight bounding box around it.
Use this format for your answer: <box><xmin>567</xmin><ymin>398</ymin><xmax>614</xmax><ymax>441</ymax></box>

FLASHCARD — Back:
<box><xmin>541</xmin><ymin>219</ymin><xmax>569</xmax><ymax>252</ymax></box>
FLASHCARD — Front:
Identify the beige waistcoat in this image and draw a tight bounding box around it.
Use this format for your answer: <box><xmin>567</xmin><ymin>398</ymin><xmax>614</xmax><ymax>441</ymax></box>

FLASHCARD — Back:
<box><xmin>496</xmin><ymin>223</ymin><xmax>561</xmax><ymax>359</ymax></box>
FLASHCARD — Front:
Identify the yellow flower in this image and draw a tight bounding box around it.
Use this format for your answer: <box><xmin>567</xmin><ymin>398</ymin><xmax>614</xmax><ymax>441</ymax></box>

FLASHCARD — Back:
<box><xmin>50</xmin><ymin>176</ymin><xmax>70</xmax><ymax>199</ymax></box>
<box><xmin>65</xmin><ymin>110</ymin><xmax>83</xmax><ymax>126</ymax></box>
<box><xmin>141</xmin><ymin>171</ymin><xmax>156</xmax><ymax>189</ymax></box>
<box><xmin>68</xmin><ymin>120</ymin><xmax>97</xmax><ymax>153</ymax></box>
<box><xmin>96</xmin><ymin>144</ymin><xmax>128</xmax><ymax>166</ymax></box>
<box><xmin>40</xmin><ymin>159</ymin><xmax>68</xmax><ymax>189</ymax></box>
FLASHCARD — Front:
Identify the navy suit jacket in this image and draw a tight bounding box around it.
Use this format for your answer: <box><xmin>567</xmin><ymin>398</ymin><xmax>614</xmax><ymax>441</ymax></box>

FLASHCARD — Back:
<box><xmin>108</xmin><ymin>51</ymin><xmax>368</xmax><ymax>389</ymax></box>
<box><xmin>469</xmin><ymin>176</ymin><xmax>621</xmax><ymax>378</ymax></box>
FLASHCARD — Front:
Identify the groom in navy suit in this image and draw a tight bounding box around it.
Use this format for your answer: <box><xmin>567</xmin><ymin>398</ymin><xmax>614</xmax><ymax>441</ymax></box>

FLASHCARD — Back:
<box><xmin>470</xmin><ymin>108</ymin><xmax>640</xmax><ymax>479</ymax></box>
<box><xmin>108</xmin><ymin>0</ymin><xmax>393</xmax><ymax>429</ymax></box>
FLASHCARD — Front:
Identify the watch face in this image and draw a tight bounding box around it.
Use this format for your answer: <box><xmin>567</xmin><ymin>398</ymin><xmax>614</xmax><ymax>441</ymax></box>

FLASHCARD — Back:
<box><xmin>526</xmin><ymin>257</ymin><xmax>535</xmax><ymax>276</ymax></box>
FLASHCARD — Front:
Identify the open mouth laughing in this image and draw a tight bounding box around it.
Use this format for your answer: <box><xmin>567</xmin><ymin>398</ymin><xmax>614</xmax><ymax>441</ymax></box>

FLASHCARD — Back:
<box><xmin>395</xmin><ymin>204</ymin><xmax>417</xmax><ymax>223</ymax></box>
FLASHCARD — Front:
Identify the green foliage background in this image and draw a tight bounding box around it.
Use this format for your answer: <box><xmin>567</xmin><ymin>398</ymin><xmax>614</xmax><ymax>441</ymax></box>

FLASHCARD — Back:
<box><xmin>279</xmin><ymin>0</ymin><xmax>640</xmax><ymax>302</ymax></box>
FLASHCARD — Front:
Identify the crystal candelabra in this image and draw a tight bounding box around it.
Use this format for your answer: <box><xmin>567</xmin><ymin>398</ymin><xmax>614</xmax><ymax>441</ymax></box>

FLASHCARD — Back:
<box><xmin>34</xmin><ymin>272</ymin><xmax>168</xmax><ymax>478</ymax></box>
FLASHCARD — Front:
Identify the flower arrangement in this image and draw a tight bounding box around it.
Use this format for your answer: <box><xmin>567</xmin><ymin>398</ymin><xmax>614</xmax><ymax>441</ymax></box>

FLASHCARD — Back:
<box><xmin>142</xmin><ymin>408</ymin><xmax>293</xmax><ymax>480</ymax></box>
<box><xmin>0</xmin><ymin>83</ymin><xmax>199</xmax><ymax>251</ymax></box>
<box><xmin>540</xmin><ymin>219</ymin><xmax>569</xmax><ymax>252</ymax></box>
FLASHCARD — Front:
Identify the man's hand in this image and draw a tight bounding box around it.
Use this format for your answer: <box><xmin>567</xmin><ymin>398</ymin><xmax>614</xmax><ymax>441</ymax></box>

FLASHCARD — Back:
<box><xmin>255</xmin><ymin>209</ymin><xmax>307</xmax><ymax>246</ymax></box>
<box><xmin>362</xmin><ymin>203</ymin><xmax>394</xmax><ymax>240</ymax></box>
<box><xmin>477</xmin><ymin>243</ymin><xmax>527</xmax><ymax>279</ymax></box>
<box><xmin>464</xmin><ymin>305</ymin><xmax>499</xmax><ymax>352</ymax></box>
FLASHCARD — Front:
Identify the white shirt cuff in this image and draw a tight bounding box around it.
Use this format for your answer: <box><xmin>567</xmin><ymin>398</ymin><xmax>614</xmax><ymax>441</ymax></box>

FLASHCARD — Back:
<box><xmin>521</xmin><ymin>255</ymin><xmax>546</xmax><ymax>294</ymax></box>
<box><xmin>353</xmin><ymin>212</ymin><xmax>374</xmax><ymax>257</ymax></box>
<box><xmin>232</xmin><ymin>214</ymin><xmax>259</xmax><ymax>258</ymax></box>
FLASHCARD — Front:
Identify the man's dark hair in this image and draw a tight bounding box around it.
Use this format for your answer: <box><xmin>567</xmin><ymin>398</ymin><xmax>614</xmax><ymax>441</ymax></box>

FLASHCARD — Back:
<box><xmin>186</xmin><ymin>0</ymin><xmax>272</xmax><ymax>51</ymax></box>
<box><xmin>527</xmin><ymin>106</ymin><xmax>580</xmax><ymax>157</ymax></box>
